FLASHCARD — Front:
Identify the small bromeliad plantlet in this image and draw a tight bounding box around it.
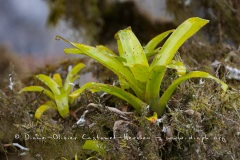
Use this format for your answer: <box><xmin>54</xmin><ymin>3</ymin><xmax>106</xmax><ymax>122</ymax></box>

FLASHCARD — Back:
<box><xmin>19</xmin><ymin>63</ymin><xmax>85</xmax><ymax>118</ymax></box>
<box><xmin>57</xmin><ymin>17</ymin><xmax>228</xmax><ymax>117</ymax></box>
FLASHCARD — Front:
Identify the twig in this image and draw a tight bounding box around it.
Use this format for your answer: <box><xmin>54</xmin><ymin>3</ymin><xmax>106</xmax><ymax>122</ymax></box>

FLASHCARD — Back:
<box><xmin>106</xmin><ymin>106</ymin><xmax>133</xmax><ymax>116</ymax></box>
<box><xmin>3</xmin><ymin>143</ymin><xmax>29</xmax><ymax>151</ymax></box>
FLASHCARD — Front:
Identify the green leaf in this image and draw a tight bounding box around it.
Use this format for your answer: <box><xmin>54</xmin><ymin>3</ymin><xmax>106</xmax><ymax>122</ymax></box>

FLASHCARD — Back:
<box><xmin>61</xmin><ymin>38</ymin><xmax>145</xmax><ymax>99</ymax></box>
<box><xmin>130</xmin><ymin>64</ymin><xmax>149</xmax><ymax>83</ymax></box>
<box><xmin>70</xmin><ymin>82</ymin><xmax>147</xmax><ymax>114</ymax></box>
<box><xmin>19</xmin><ymin>86</ymin><xmax>54</xmax><ymax>99</ymax></box>
<box><xmin>35</xmin><ymin>101</ymin><xmax>57</xmax><ymax>119</ymax></box>
<box><xmin>54</xmin><ymin>90</ymin><xmax>69</xmax><ymax>118</ymax></box>
<box><xmin>116</xmin><ymin>34</ymin><xmax>124</xmax><ymax>57</ymax></box>
<box><xmin>115</xmin><ymin>27</ymin><xmax>149</xmax><ymax>82</ymax></box>
<box><xmin>63</xmin><ymin>48</ymin><xmax>81</xmax><ymax>54</ymax></box>
<box><xmin>118</xmin><ymin>76</ymin><xmax>130</xmax><ymax>90</ymax></box>
<box><xmin>69</xmin><ymin>63</ymin><xmax>85</xmax><ymax>76</ymax></box>
<box><xmin>36</xmin><ymin>74</ymin><xmax>61</xmax><ymax>95</ymax></box>
<box><xmin>53</xmin><ymin>73</ymin><xmax>63</xmax><ymax>87</ymax></box>
<box><xmin>151</xmin><ymin>17</ymin><xmax>209</xmax><ymax>67</ymax></box>
<box><xmin>96</xmin><ymin>45</ymin><xmax>117</xmax><ymax>56</ymax></box>
<box><xmin>157</xmin><ymin>71</ymin><xmax>228</xmax><ymax>116</ymax></box>
<box><xmin>167</xmin><ymin>60</ymin><xmax>187</xmax><ymax>76</ymax></box>
<box><xmin>82</xmin><ymin>140</ymin><xmax>106</xmax><ymax>155</ymax></box>
<box><xmin>145</xmin><ymin>66</ymin><xmax>166</xmax><ymax>110</ymax></box>
<box><xmin>115</xmin><ymin>27</ymin><xmax>149</xmax><ymax>67</ymax></box>
<box><xmin>145</xmin><ymin>47</ymin><xmax>161</xmax><ymax>58</ymax></box>
<box><xmin>64</xmin><ymin>63</ymin><xmax>85</xmax><ymax>93</ymax></box>
<box><xmin>144</xmin><ymin>29</ymin><xmax>174</xmax><ymax>54</ymax></box>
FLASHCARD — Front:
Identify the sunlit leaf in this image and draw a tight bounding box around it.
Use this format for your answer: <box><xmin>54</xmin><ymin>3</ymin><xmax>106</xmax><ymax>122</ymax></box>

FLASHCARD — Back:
<box><xmin>36</xmin><ymin>74</ymin><xmax>61</xmax><ymax>95</ymax></box>
<box><xmin>54</xmin><ymin>91</ymin><xmax>69</xmax><ymax>118</ymax></box>
<box><xmin>61</xmin><ymin>37</ymin><xmax>145</xmax><ymax>99</ymax></box>
<box><xmin>70</xmin><ymin>82</ymin><xmax>147</xmax><ymax>114</ymax></box>
<box><xmin>20</xmin><ymin>63</ymin><xmax>88</xmax><ymax>119</ymax></box>
<box><xmin>19</xmin><ymin>86</ymin><xmax>54</xmax><ymax>99</ymax></box>
<box><xmin>53</xmin><ymin>73</ymin><xmax>63</xmax><ymax>87</ymax></box>
<box><xmin>57</xmin><ymin>17</ymin><xmax>228</xmax><ymax>118</ymax></box>
<box><xmin>96</xmin><ymin>45</ymin><xmax>117</xmax><ymax>56</ymax></box>
<box><xmin>151</xmin><ymin>17</ymin><xmax>209</xmax><ymax>67</ymax></box>
<box><xmin>145</xmin><ymin>65</ymin><xmax>166</xmax><ymax>111</ymax></box>
<box><xmin>115</xmin><ymin>27</ymin><xmax>149</xmax><ymax>67</ymax></box>
<box><xmin>115</xmin><ymin>27</ymin><xmax>149</xmax><ymax>82</ymax></box>
<box><xmin>64</xmin><ymin>63</ymin><xmax>85</xmax><ymax>93</ymax></box>
<box><xmin>35</xmin><ymin>101</ymin><xmax>57</xmax><ymax>119</ymax></box>
<box><xmin>144</xmin><ymin>29</ymin><xmax>174</xmax><ymax>54</ymax></box>
<box><xmin>130</xmin><ymin>64</ymin><xmax>149</xmax><ymax>83</ymax></box>
<box><xmin>145</xmin><ymin>47</ymin><xmax>161</xmax><ymax>58</ymax></box>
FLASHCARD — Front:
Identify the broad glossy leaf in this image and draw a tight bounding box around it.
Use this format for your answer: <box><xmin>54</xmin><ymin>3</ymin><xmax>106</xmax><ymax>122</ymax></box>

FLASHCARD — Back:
<box><xmin>151</xmin><ymin>17</ymin><xmax>209</xmax><ymax>67</ymax></box>
<box><xmin>53</xmin><ymin>73</ymin><xmax>63</xmax><ymax>87</ymax></box>
<box><xmin>144</xmin><ymin>29</ymin><xmax>174</xmax><ymax>54</ymax></box>
<box><xmin>115</xmin><ymin>27</ymin><xmax>149</xmax><ymax>67</ymax></box>
<box><xmin>35</xmin><ymin>101</ymin><xmax>57</xmax><ymax>119</ymax></box>
<box><xmin>157</xmin><ymin>71</ymin><xmax>228</xmax><ymax>116</ymax></box>
<box><xmin>64</xmin><ymin>63</ymin><xmax>85</xmax><ymax>92</ymax></box>
<box><xmin>82</xmin><ymin>140</ymin><xmax>106</xmax><ymax>155</ymax></box>
<box><xmin>69</xmin><ymin>82</ymin><xmax>147</xmax><ymax>114</ymax></box>
<box><xmin>19</xmin><ymin>86</ymin><xmax>54</xmax><ymax>99</ymax></box>
<box><xmin>36</xmin><ymin>74</ymin><xmax>61</xmax><ymax>95</ymax></box>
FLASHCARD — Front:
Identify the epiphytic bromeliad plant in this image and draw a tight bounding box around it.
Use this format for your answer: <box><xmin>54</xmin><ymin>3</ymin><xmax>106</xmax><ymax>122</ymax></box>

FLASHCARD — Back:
<box><xmin>57</xmin><ymin>17</ymin><xmax>228</xmax><ymax>117</ymax></box>
<box><xmin>19</xmin><ymin>63</ymin><xmax>85</xmax><ymax>118</ymax></box>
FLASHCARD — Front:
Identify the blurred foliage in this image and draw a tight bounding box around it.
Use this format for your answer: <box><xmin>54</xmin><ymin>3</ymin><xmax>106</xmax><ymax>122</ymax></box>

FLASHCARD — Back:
<box><xmin>46</xmin><ymin>0</ymin><xmax>103</xmax><ymax>42</ymax></box>
<box><xmin>0</xmin><ymin>46</ymin><xmax>18</xmax><ymax>81</ymax></box>
<box><xmin>46</xmin><ymin>0</ymin><xmax>174</xmax><ymax>44</ymax></box>
<box><xmin>166</xmin><ymin>0</ymin><xmax>240</xmax><ymax>45</ymax></box>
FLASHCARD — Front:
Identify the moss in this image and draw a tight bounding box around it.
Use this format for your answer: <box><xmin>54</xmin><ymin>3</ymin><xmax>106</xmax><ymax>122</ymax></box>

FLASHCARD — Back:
<box><xmin>0</xmin><ymin>53</ymin><xmax>239</xmax><ymax>159</ymax></box>
<box><xmin>1</xmin><ymin>11</ymin><xmax>240</xmax><ymax>159</ymax></box>
<box><xmin>163</xmin><ymin>80</ymin><xmax>240</xmax><ymax>159</ymax></box>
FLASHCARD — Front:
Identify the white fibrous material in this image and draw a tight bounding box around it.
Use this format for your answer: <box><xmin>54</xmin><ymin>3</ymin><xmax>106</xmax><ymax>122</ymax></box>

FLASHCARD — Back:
<box><xmin>211</xmin><ymin>60</ymin><xmax>240</xmax><ymax>81</ymax></box>
<box><xmin>9</xmin><ymin>74</ymin><xmax>14</xmax><ymax>90</ymax></box>
<box><xmin>226</xmin><ymin>66</ymin><xmax>240</xmax><ymax>80</ymax></box>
